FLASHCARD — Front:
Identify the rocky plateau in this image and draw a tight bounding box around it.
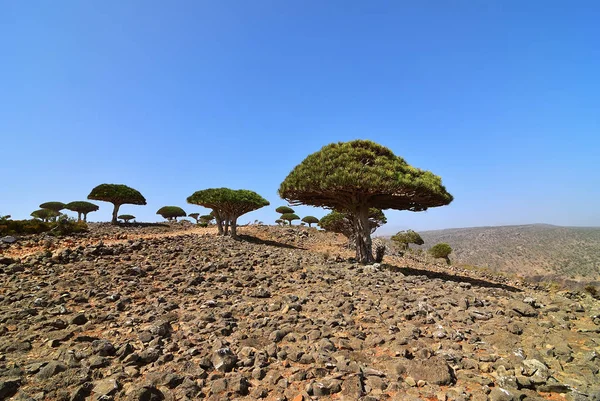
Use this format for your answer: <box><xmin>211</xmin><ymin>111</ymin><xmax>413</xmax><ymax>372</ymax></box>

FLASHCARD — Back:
<box><xmin>1</xmin><ymin>224</ymin><xmax>599</xmax><ymax>401</ymax></box>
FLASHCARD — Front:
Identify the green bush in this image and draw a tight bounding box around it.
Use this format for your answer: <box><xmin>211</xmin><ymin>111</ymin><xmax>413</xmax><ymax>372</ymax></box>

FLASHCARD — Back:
<box><xmin>429</xmin><ymin>243</ymin><xmax>452</xmax><ymax>264</ymax></box>
<box><xmin>0</xmin><ymin>219</ymin><xmax>52</xmax><ymax>235</ymax></box>
<box><xmin>0</xmin><ymin>217</ymin><xmax>87</xmax><ymax>236</ymax></box>
<box><xmin>391</xmin><ymin>229</ymin><xmax>424</xmax><ymax>250</ymax></box>
<box><xmin>51</xmin><ymin>215</ymin><xmax>88</xmax><ymax>236</ymax></box>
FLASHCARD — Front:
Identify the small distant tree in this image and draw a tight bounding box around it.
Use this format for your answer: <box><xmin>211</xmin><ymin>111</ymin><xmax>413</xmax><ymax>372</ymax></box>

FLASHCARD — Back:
<box><xmin>118</xmin><ymin>214</ymin><xmax>135</xmax><ymax>223</ymax></box>
<box><xmin>279</xmin><ymin>140</ymin><xmax>453</xmax><ymax>263</ymax></box>
<box><xmin>276</xmin><ymin>206</ymin><xmax>295</xmax><ymax>214</ymax></box>
<box><xmin>188</xmin><ymin>213</ymin><xmax>200</xmax><ymax>223</ymax></box>
<box><xmin>391</xmin><ymin>229</ymin><xmax>424</xmax><ymax>251</ymax></box>
<box><xmin>199</xmin><ymin>214</ymin><xmax>215</xmax><ymax>225</ymax></box>
<box><xmin>40</xmin><ymin>202</ymin><xmax>65</xmax><ymax>213</ymax></box>
<box><xmin>88</xmin><ymin>184</ymin><xmax>147</xmax><ymax>225</ymax></box>
<box><xmin>301</xmin><ymin>216</ymin><xmax>319</xmax><ymax>227</ymax></box>
<box><xmin>429</xmin><ymin>243</ymin><xmax>452</xmax><ymax>264</ymax></box>
<box><xmin>39</xmin><ymin>202</ymin><xmax>65</xmax><ymax>222</ymax></box>
<box><xmin>187</xmin><ymin>188</ymin><xmax>269</xmax><ymax>239</ymax></box>
<box><xmin>64</xmin><ymin>201</ymin><xmax>99</xmax><ymax>222</ymax></box>
<box><xmin>280</xmin><ymin>213</ymin><xmax>300</xmax><ymax>225</ymax></box>
<box><xmin>156</xmin><ymin>206</ymin><xmax>187</xmax><ymax>222</ymax></box>
<box><xmin>275</xmin><ymin>219</ymin><xmax>284</xmax><ymax>226</ymax></box>
<box><xmin>31</xmin><ymin>209</ymin><xmax>60</xmax><ymax>222</ymax></box>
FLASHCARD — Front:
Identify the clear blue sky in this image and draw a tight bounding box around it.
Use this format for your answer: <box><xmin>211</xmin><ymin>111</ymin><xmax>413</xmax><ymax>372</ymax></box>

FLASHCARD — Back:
<box><xmin>1</xmin><ymin>1</ymin><xmax>599</xmax><ymax>233</ymax></box>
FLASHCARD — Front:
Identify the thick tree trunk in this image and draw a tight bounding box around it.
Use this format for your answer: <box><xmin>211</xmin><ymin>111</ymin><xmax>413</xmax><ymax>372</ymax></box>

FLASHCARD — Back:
<box><xmin>224</xmin><ymin>219</ymin><xmax>229</xmax><ymax>235</ymax></box>
<box><xmin>230</xmin><ymin>217</ymin><xmax>238</xmax><ymax>239</ymax></box>
<box><xmin>215</xmin><ymin>217</ymin><xmax>224</xmax><ymax>235</ymax></box>
<box><xmin>353</xmin><ymin>206</ymin><xmax>374</xmax><ymax>264</ymax></box>
<box><xmin>76</xmin><ymin>212</ymin><xmax>82</xmax><ymax>221</ymax></box>
<box><xmin>112</xmin><ymin>204</ymin><xmax>120</xmax><ymax>225</ymax></box>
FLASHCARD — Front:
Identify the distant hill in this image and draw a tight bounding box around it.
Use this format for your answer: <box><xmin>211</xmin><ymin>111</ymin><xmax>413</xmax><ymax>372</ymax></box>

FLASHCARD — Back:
<box><xmin>413</xmin><ymin>224</ymin><xmax>600</xmax><ymax>280</ymax></box>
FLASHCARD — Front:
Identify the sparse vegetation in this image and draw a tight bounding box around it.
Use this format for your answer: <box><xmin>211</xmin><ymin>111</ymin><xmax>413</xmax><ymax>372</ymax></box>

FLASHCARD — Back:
<box><xmin>118</xmin><ymin>214</ymin><xmax>136</xmax><ymax>223</ymax></box>
<box><xmin>88</xmin><ymin>184</ymin><xmax>147</xmax><ymax>225</ymax></box>
<box><xmin>64</xmin><ymin>201</ymin><xmax>99</xmax><ymax>221</ymax></box>
<box><xmin>302</xmin><ymin>216</ymin><xmax>319</xmax><ymax>227</ymax></box>
<box><xmin>429</xmin><ymin>242</ymin><xmax>452</xmax><ymax>264</ymax></box>
<box><xmin>156</xmin><ymin>206</ymin><xmax>187</xmax><ymax>221</ymax></box>
<box><xmin>187</xmin><ymin>188</ymin><xmax>269</xmax><ymax>239</ymax></box>
<box><xmin>279</xmin><ymin>140</ymin><xmax>452</xmax><ymax>263</ymax></box>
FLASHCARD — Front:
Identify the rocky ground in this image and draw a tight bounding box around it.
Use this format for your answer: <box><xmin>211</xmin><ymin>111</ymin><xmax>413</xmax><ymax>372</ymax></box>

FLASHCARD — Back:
<box><xmin>1</xmin><ymin>225</ymin><xmax>599</xmax><ymax>401</ymax></box>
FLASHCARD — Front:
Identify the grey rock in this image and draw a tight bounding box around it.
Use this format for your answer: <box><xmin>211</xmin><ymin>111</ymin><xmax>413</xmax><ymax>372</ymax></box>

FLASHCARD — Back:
<box><xmin>211</xmin><ymin>347</ymin><xmax>237</xmax><ymax>372</ymax></box>
<box><xmin>36</xmin><ymin>361</ymin><xmax>67</xmax><ymax>380</ymax></box>
<box><xmin>126</xmin><ymin>386</ymin><xmax>164</xmax><ymax>401</ymax></box>
<box><xmin>92</xmin><ymin>378</ymin><xmax>119</xmax><ymax>398</ymax></box>
<box><xmin>1</xmin><ymin>236</ymin><xmax>16</xmax><ymax>244</ymax></box>
<box><xmin>488</xmin><ymin>388</ymin><xmax>516</xmax><ymax>401</ymax></box>
<box><xmin>0</xmin><ymin>379</ymin><xmax>21</xmax><ymax>400</ymax></box>
<box><xmin>70</xmin><ymin>313</ymin><xmax>88</xmax><ymax>326</ymax></box>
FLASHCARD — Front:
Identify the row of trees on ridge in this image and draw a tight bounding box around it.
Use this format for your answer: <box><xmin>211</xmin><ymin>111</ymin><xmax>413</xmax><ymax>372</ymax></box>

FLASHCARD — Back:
<box><xmin>20</xmin><ymin>140</ymin><xmax>452</xmax><ymax>264</ymax></box>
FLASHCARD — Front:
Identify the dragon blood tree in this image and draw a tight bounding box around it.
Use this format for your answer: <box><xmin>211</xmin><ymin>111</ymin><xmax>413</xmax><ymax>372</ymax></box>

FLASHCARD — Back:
<box><xmin>279</xmin><ymin>140</ymin><xmax>453</xmax><ymax>263</ymax></box>
<box><xmin>31</xmin><ymin>209</ymin><xmax>60</xmax><ymax>222</ymax></box>
<box><xmin>156</xmin><ymin>206</ymin><xmax>187</xmax><ymax>222</ymax></box>
<box><xmin>187</xmin><ymin>188</ymin><xmax>269</xmax><ymax>239</ymax></box>
<box><xmin>65</xmin><ymin>201</ymin><xmax>99</xmax><ymax>221</ymax></box>
<box><xmin>88</xmin><ymin>184</ymin><xmax>146</xmax><ymax>225</ymax></box>
<box><xmin>301</xmin><ymin>216</ymin><xmax>319</xmax><ymax>227</ymax></box>
<box><xmin>319</xmin><ymin>208</ymin><xmax>386</xmax><ymax>246</ymax></box>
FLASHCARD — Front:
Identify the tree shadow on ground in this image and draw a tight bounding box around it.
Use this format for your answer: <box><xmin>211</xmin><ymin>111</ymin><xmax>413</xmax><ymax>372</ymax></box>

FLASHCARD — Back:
<box><xmin>237</xmin><ymin>234</ymin><xmax>302</xmax><ymax>250</ymax></box>
<box><xmin>384</xmin><ymin>264</ymin><xmax>522</xmax><ymax>293</ymax></box>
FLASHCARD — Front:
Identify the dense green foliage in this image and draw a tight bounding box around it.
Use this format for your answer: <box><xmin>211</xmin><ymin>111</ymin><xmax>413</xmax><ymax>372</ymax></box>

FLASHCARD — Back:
<box><xmin>301</xmin><ymin>216</ymin><xmax>319</xmax><ymax>227</ymax></box>
<box><xmin>187</xmin><ymin>188</ymin><xmax>269</xmax><ymax>238</ymax></box>
<box><xmin>39</xmin><ymin>202</ymin><xmax>65</xmax><ymax>212</ymax></box>
<box><xmin>280</xmin><ymin>213</ymin><xmax>300</xmax><ymax>225</ymax></box>
<box><xmin>88</xmin><ymin>184</ymin><xmax>146</xmax><ymax>224</ymax></box>
<box><xmin>118</xmin><ymin>214</ymin><xmax>136</xmax><ymax>223</ymax></box>
<box><xmin>31</xmin><ymin>209</ymin><xmax>61</xmax><ymax>222</ymax></box>
<box><xmin>279</xmin><ymin>140</ymin><xmax>452</xmax><ymax>263</ymax></box>
<box><xmin>276</xmin><ymin>206</ymin><xmax>295</xmax><ymax>214</ymax></box>
<box><xmin>64</xmin><ymin>201</ymin><xmax>99</xmax><ymax>221</ymax></box>
<box><xmin>391</xmin><ymin>229</ymin><xmax>424</xmax><ymax>250</ymax></box>
<box><xmin>156</xmin><ymin>206</ymin><xmax>187</xmax><ymax>221</ymax></box>
<box><xmin>429</xmin><ymin>243</ymin><xmax>452</xmax><ymax>264</ymax></box>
